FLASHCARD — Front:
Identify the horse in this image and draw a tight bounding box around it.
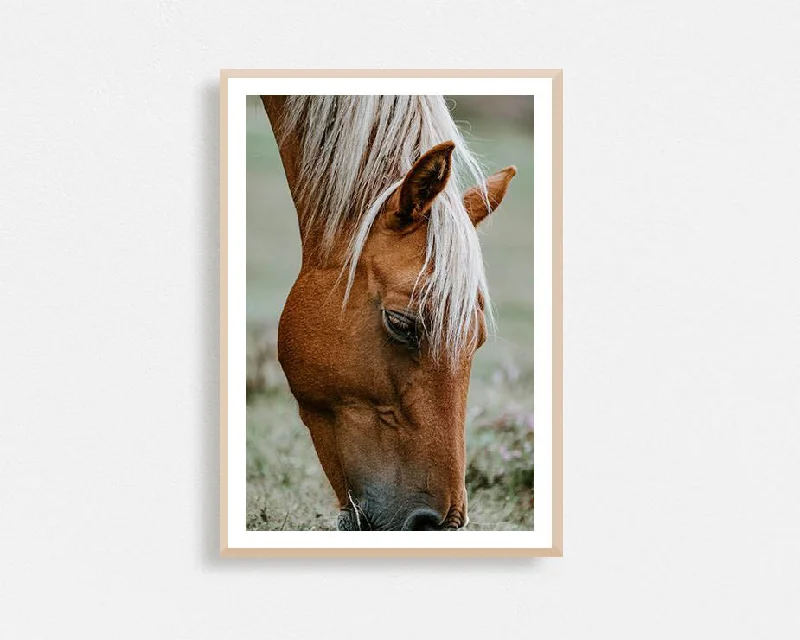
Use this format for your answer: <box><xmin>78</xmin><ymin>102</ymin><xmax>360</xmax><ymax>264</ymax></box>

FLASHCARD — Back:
<box><xmin>259</xmin><ymin>95</ymin><xmax>516</xmax><ymax>530</ymax></box>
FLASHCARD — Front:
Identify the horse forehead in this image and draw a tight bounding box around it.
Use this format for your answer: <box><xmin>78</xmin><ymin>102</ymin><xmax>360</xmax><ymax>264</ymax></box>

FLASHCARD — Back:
<box><xmin>369</xmin><ymin>225</ymin><xmax>429</xmax><ymax>286</ymax></box>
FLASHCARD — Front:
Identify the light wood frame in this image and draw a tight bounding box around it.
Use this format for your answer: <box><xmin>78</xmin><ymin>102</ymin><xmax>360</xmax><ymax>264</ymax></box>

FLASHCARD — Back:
<box><xmin>220</xmin><ymin>70</ymin><xmax>563</xmax><ymax>557</ymax></box>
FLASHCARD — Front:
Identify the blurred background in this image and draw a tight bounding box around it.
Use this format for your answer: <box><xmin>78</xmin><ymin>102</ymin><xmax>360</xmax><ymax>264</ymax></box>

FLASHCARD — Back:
<box><xmin>245</xmin><ymin>95</ymin><xmax>535</xmax><ymax>530</ymax></box>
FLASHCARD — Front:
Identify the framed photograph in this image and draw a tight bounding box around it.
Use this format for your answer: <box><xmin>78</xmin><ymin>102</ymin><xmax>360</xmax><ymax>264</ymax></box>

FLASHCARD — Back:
<box><xmin>220</xmin><ymin>70</ymin><xmax>562</xmax><ymax>557</ymax></box>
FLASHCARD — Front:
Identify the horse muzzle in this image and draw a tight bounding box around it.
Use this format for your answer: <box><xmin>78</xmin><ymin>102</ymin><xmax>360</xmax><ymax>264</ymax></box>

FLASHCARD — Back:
<box><xmin>336</xmin><ymin>501</ymin><xmax>465</xmax><ymax>531</ymax></box>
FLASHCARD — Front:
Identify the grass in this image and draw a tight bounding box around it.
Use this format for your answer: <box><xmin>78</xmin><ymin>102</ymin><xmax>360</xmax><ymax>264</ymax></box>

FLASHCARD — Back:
<box><xmin>245</xmin><ymin>96</ymin><xmax>535</xmax><ymax>531</ymax></box>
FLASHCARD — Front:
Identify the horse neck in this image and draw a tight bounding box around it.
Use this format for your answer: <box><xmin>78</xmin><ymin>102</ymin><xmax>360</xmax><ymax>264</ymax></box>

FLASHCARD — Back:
<box><xmin>261</xmin><ymin>96</ymin><xmax>302</xmax><ymax>214</ymax></box>
<box><xmin>261</xmin><ymin>95</ymin><xmax>357</xmax><ymax>269</ymax></box>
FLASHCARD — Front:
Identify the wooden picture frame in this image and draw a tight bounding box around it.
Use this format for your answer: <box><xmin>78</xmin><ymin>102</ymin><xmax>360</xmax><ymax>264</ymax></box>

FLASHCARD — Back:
<box><xmin>220</xmin><ymin>70</ymin><xmax>563</xmax><ymax>557</ymax></box>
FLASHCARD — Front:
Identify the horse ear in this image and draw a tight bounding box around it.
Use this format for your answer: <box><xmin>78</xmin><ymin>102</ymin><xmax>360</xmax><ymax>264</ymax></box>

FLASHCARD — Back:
<box><xmin>463</xmin><ymin>166</ymin><xmax>517</xmax><ymax>226</ymax></box>
<box><xmin>388</xmin><ymin>141</ymin><xmax>455</xmax><ymax>231</ymax></box>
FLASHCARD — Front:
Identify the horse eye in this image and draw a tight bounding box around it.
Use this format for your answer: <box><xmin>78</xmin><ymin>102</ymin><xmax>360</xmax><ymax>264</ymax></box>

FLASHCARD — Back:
<box><xmin>382</xmin><ymin>309</ymin><xmax>418</xmax><ymax>345</ymax></box>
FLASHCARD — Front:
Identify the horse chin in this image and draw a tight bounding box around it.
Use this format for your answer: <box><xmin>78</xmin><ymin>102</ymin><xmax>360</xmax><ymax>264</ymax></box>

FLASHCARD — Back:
<box><xmin>336</xmin><ymin>507</ymin><xmax>372</xmax><ymax>531</ymax></box>
<box><xmin>336</xmin><ymin>509</ymin><xmax>358</xmax><ymax>531</ymax></box>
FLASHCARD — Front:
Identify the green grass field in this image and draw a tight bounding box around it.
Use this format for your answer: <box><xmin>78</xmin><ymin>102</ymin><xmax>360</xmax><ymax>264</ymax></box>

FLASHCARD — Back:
<box><xmin>245</xmin><ymin>96</ymin><xmax>535</xmax><ymax>530</ymax></box>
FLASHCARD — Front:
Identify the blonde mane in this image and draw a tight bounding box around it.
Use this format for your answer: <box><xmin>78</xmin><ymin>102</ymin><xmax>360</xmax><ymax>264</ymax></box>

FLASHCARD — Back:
<box><xmin>280</xmin><ymin>95</ymin><xmax>492</xmax><ymax>362</ymax></box>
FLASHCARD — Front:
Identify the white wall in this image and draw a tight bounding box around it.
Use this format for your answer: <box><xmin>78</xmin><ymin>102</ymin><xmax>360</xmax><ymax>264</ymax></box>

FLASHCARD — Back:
<box><xmin>1</xmin><ymin>1</ymin><xmax>799</xmax><ymax>637</ymax></box>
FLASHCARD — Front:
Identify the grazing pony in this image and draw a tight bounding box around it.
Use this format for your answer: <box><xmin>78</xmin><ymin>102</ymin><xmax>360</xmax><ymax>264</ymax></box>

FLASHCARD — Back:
<box><xmin>260</xmin><ymin>95</ymin><xmax>515</xmax><ymax>530</ymax></box>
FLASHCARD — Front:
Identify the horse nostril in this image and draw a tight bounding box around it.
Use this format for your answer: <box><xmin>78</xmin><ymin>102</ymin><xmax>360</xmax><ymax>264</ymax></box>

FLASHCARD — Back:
<box><xmin>403</xmin><ymin>508</ymin><xmax>442</xmax><ymax>531</ymax></box>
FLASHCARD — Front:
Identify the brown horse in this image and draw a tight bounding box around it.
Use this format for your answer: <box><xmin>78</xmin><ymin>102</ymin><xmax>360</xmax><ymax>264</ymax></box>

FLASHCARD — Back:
<box><xmin>260</xmin><ymin>96</ymin><xmax>515</xmax><ymax>530</ymax></box>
